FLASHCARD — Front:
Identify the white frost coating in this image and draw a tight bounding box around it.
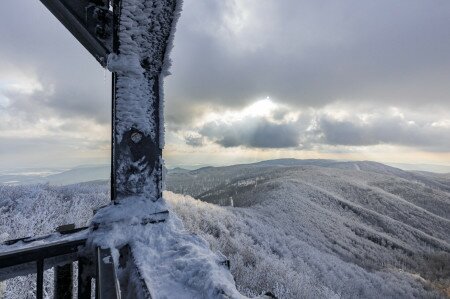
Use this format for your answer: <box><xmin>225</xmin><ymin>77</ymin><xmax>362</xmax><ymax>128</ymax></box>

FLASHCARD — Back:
<box><xmin>103</xmin><ymin>256</ymin><xmax>112</xmax><ymax>264</ymax></box>
<box><xmin>160</xmin><ymin>156</ymin><xmax>166</xmax><ymax>191</ymax></box>
<box><xmin>108</xmin><ymin>0</ymin><xmax>180</xmax><ymax>143</ymax></box>
<box><xmin>89</xmin><ymin>196</ymin><xmax>253</xmax><ymax>299</ymax></box>
<box><xmin>158</xmin><ymin>70</ymin><xmax>166</xmax><ymax>148</ymax></box>
<box><xmin>159</xmin><ymin>0</ymin><xmax>183</xmax><ymax>149</ymax></box>
<box><xmin>107</xmin><ymin>53</ymin><xmax>144</xmax><ymax>76</ymax></box>
<box><xmin>109</xmin><ymin>0</ymin><xmax>181</xmax><ymax>196</ymax></box>
<box><xmin>108</xmin><ymin>50</ymin><xmax>156</xmax><ymax>142</ymax></box>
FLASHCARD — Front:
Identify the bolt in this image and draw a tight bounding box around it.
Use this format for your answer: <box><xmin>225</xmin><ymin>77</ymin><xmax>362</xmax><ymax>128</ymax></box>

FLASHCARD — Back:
<box><xmin>95</xmin><ymin>25</ymin><xmax>106</xmax><ymax>38</ymax></box>
<box><xmin>131</xmin><ymin>132</ymin><xmax>143</xmax><ymax>143</ymax></box>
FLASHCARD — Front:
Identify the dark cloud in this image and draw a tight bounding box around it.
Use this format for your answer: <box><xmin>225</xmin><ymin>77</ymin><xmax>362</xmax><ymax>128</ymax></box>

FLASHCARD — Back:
<box><xmin>318</xmin><ymin>115</ymin><xmax>450</xmax><ymax>150</ymax></box>
<box><xmin>190</xmin><ymin>106</ymin><xmax>450</xmax><ymax>151</ymax></box>
<box><xmin>202</xmin><ymin>119</ymin><xmax>299</xmax><ymax>148</ymax></box>
<box><xmin>196</xmin><ymin>117</ymin><xmax>300</xmax><ymax>149</ymax></box>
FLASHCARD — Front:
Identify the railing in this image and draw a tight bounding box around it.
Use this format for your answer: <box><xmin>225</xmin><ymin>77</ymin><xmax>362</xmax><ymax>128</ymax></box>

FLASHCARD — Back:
<box><xmin>0</xmin><ymin>226</ymin><xmax>120</xmax><ymax>299</ymax></box>
<box><xmin>0</xmin><ymin>214</ymin><xmax>160</xmax><ymax>299</ymax></box>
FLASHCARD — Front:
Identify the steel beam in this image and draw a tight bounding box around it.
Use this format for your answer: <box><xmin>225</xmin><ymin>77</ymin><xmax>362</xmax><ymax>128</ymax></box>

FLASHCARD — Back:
<box><xmin>111</xmin><ymin>0</ymin><xmax>178</xmax><ymax>200</ymax></box>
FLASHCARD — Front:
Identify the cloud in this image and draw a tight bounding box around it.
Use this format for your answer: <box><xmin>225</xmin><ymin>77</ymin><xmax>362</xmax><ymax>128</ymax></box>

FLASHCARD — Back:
<box><xmin>0</xmin><ymin>0</ymin><xmax>110</xmax><ymax>127</ymax></box>
<box><xmin>165</xmin><ymin>0</ymin><xmax>450</xmax><ymax>126</ymax></box>
<box><xmin>187</xmin><ymin>101</ymin><xmax>450</xmax><ymax>151</ymax></box>
<box><xmin>0</xmin><ymin>1</ymin><xmax>112</xmax><ymax>168</ymax></box>
<box><xmin>184</xmin><ymin>134</ymin><xmax>204</xmax><ymax>147</ymax></box>
<box><xmin>3</xmin><ymin>0</ymin><xmax>450</xmax><ymax>131</ymax></box>
<box><xmin>1</xmin><ymin>0</ymin><xmax>449</xmax><ymax>167</ymax></box>
<box><xmin>199</xmin><ymin>118</ymin><xmax>300</xmax><ymax>148</ymax></box>
<box><xmin>318</xmin><ymin>114</ymin><xmax>450</xmax><ymax>150</ymax></box>
<box><xmin>3</xmin><ymin>84</ymin><xmax>110</xmax><ymax>125</ymax></box>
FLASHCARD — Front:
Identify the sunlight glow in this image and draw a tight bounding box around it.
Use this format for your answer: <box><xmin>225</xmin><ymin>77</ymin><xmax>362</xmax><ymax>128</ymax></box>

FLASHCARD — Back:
<box><xmin>200</xmin><ymin>97</ymin><xmax>294</xmax><ymax>125</ymax></box>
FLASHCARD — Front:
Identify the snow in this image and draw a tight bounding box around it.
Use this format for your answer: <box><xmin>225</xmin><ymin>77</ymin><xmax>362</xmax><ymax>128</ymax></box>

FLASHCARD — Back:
<box><xmin>0</xmin><ymin>184</ymin><xmax>254</xmax><ymax>298</ymax></box>
<box><xmin>1</xmin><ymin>160</ymin><xmax>449</xmax><ymax>298</ymax></box>
<box><xmin>89</xmin><ymin>196</ymin><xmax>253</xmax><ymax>299</ymax></box>
<box><xmin>0</xmin><ymin>182</ymin><xmax>109</xmax><ymax>298</ymax></box>
<box><xmin>0</xmin><ymin>183</ymin><xmax>109</xmax><ymax>243</ymax></box>
<box><xmin>167</xmin><ymin>191</ymin><xmax>448</xmax><ymax>298</ymax></box>
<box><xmin>103</xmin><ymin>256</ymin><xmax>112</xmax><ymax>264</ymax></box>
<box><xmin>0</xmin><ymin>229</ymin><xmax>88</xmax><ymax>254</ymax></box>
<box><xmin>166</xmin><ymin>160</ymin><xmax>450</xmax><ymax>298</ymax></box>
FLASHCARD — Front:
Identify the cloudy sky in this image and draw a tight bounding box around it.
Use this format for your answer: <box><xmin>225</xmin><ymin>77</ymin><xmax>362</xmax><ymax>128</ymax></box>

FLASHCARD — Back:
<box><xmin>1</xmin><ymin>0</ymin><xmax>450</xmax><ymax>169</ymax></box>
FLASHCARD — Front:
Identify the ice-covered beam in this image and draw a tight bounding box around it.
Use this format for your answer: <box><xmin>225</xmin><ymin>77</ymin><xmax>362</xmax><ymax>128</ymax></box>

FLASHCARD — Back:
<box><xmin>109</xmin><ymin>0</ymin><xmax>180</xmax><ymax>200</ymax></box>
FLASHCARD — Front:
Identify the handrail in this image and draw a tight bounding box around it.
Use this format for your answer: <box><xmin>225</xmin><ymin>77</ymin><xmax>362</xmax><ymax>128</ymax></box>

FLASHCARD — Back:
<box><xmin>0</xmin><ymin>228</ymin><xmax>90</xmax><ymax>299</ymax></box>
<box><xmin>0</xmin><ymin>229</ymin><xmax>148</xmax><ymax>298</ymax></box>
<box><xmin>0</xmin><ymin>213</ymin><xmax>167</xmax><ymax>298</ymax></box>
<box><xmin>0</xmin><ymin>238</ymin><xmax>86</xmax><ymax>270</ymax></box>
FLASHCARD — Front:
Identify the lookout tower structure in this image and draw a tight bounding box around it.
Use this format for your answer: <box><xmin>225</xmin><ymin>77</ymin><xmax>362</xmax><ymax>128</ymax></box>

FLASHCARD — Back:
<box><xmin>38</xmin><ymin>0</ymin><xmax>178</xmax><ymax>201</ymax></box>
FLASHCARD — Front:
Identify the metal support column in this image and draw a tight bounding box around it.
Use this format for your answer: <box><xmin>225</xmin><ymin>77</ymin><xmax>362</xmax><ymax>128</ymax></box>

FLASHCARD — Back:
<box><xmin>111</xmin><ymin>0</ymin><xmax>178</xmax><ymax>201</ymax></box>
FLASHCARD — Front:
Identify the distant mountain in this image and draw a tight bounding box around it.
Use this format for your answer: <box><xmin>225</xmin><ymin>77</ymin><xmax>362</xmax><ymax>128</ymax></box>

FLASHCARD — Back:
<box><xmin>168</xmin><ymin>167</ymin><xmax>191</xmax><ymax>174</ymax></box>
<box><xmin>389</xmin><ymin>163</ymin><xmax>450</xmax><ymax>174</ymax></box>
<box><xmin>0</xmin><ymin>165</ymin><xmax>110</xmax><ymax>185</ymax></box>
<box><xmin>42</xmin><ymin>165</ymin><xmax>110</xmax><ymax>185</ymax></box>
<box><xmin>2</xmin><ymin>159</ymin><xmax>448</xmax><ymax>187</ymax></box>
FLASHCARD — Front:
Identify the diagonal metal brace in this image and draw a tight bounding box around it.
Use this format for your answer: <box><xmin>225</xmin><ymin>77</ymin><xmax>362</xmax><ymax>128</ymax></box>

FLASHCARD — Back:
<box><xmin>38</xmin><ymin>0</ymin><xmax>113</xmax><ymax>66</ymax></box>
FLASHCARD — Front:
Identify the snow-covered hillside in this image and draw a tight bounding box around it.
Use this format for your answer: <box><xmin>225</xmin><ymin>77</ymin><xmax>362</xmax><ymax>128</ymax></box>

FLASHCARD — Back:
<box><xmin>166</xmin><ymin>160</ymin><xmax>450</xmax><ymax>298</ymax></box>
<box><xmin>1</xmin><ymin>160</ymin><xmax>449</xmax><ymax>298</ymax></box>
<box><xmin>0</xmin><ymin>182</ymin><xmax>110</xmax><ymax>298</ymax></box>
